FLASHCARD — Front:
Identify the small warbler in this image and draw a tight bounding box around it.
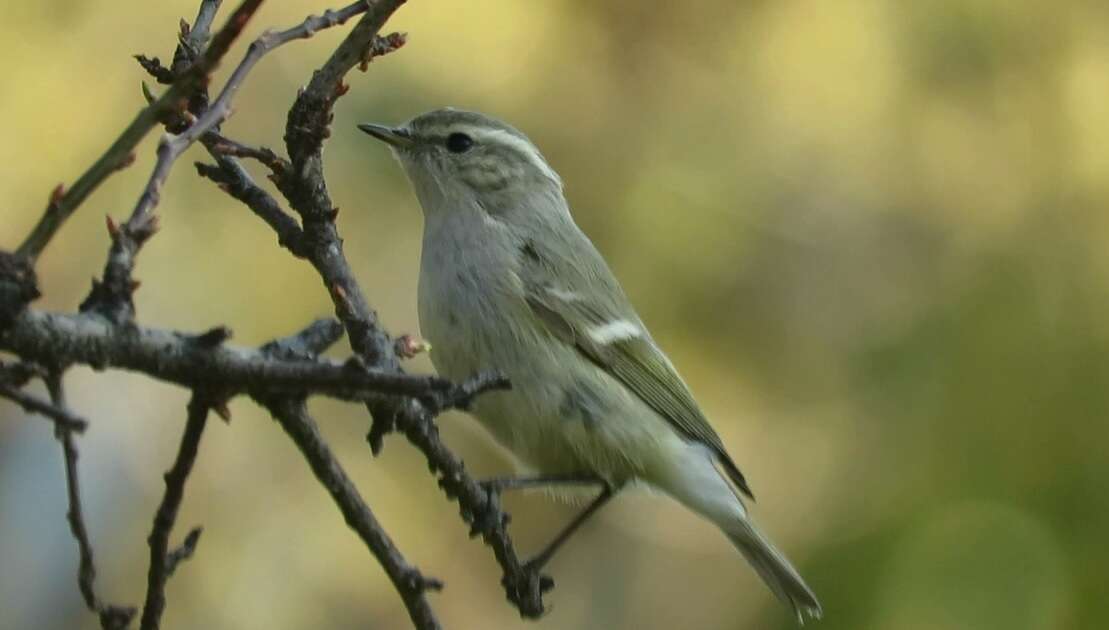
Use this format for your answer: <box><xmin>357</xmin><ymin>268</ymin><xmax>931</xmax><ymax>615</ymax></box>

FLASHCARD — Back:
<box><xmin>360</xmin><ymin>109</ymin><xmax>822</xmax><ymax>622</ymax></box>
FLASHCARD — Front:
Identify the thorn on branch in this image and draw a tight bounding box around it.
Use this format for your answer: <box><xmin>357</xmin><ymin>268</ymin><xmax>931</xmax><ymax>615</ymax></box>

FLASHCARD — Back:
<box><xmin>189</xmin><ymin>325</ymin><xmax>233</xmax><ymax>347</ymax></box>
<box><xmin>105</xmin><ymin>215</ymin><xmax>120</xmax><ymax>241</ymax></box>
<box><xmin>365</xmin><ymin>404</ymin><xmax>397</xmax><ymax>456</ymax></box>
<box><xmin>212</xmin><ymin>401</ymin><xmax>232</xmax><ymax>422</ymax></box>
<box><xmin>402</xmin><ymin>567</ymin><xmax>444</xmax><ymax>593</ymax></box>
<box><xmin>358</xmin><ymin>32</ymin><xmax>407</xmax><ymax>71</ymax></box>
<box><xmin>134</xmin><ymin>54</ymin><xmax>177</xmax><ymax>84</ymax></box>
<box><xmin>141</xmin><ymin>81</ymin><xmax>158</xmax><ymax>104</ymax></box>
<box><xmin>435</xmin><ymin>370</ymin><xmax>510</xmax><ymax>413</ymax></box>
<box><xmin>0</xmin><ymin>250</ymin><xmax>41</xmax><ymax>328</ymax></box>
<box><xmin>164</xmin><ymin>526</ymin><xmax>203</xmax><ymax>578</ymax></box>
<box><xmin>82</xmin><ymin>214</ymin><xmax>161</xmax><ymax>324</ymax></box>
<box><xmin>116</xmin><ymin>152</ymin><xmax>137</xmax><ymax>172</ymax></box>
<box><xmin>50</xmin><ymin>183</ymin><xmax>67</xmax><ymax>207</ymax></box>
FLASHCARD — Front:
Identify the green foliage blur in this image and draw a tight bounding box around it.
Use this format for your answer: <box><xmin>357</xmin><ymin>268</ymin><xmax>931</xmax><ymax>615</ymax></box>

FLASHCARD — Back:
<box><xmin>2</xmin><ymin>1</ymin><xmax>1106</xmax><ymax>629</ymax></box>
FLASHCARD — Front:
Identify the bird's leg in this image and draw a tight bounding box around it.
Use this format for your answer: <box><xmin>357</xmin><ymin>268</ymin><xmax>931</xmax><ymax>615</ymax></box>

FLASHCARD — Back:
<box><xmin>524</xmin><ymin>482</ymin><xmax>618</xmax><ymax>571</ymax></box>
<box><xmin>479</xmin><ymin>472</ymin><xmax>604</xmax><ymax>493</ymax></box>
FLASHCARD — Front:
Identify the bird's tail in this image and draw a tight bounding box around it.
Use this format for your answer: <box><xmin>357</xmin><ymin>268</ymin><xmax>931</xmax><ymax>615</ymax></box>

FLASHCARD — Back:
<box><xmin>648</xmin><ymin>442</ymin><xmax>822</xmax><ymax>623</ymax></box>
<box><xmin>724</xmin><ymin>517</ymin><xmax>823</xmax><ymax>623</ymax></box>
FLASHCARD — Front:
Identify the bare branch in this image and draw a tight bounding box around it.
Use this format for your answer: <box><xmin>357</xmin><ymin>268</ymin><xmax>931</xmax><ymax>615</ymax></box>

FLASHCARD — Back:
<box><xmin>194</xmin><ymin>159</ymin><xmax>307</xmax><ymax>257</ymax></box>
<box><xmin>82</xmin><ymin>1</ymin><xmax>381</xmax><ymax>323</ymax></box>
<box><xmin>280</xmin><ymin>1</ymin><xmax>409</xmax><ymax>369</ymax></box>
<box><xmin>0</xmin><ymin>383</ymin><xmax>88</xmax><ymax>432</ymax></box>
<box><xmin>259</xmin><ymin>395</ymin><xmax>442</xmax><ymax>630</ymax></box>
<box><xmin>172</xmin><ymin>0</ymin><xmax>225</xmax><ymax>76</ymax></box>
<box><xmin>230</xmin><ymin>0</ymin><xmax>556</xmax><ymax>617</ymax></box>
<box><xmin>14</xmin><ymin>0</ymin><xmax>263</xmax><ymax>263</ymax></box>
<box><xmin>205</xmin><ymin>132</ymin><xmax>289</xmax><ymax>172</ymax></box>
<box><xmin>139</xmin><ymin>394</ymin><xmax>209</xmax><ymax>630</ymax></box>
<box><xmin>47</xmin><ymin>373</ymin><xmax>138</xmax><ymax>629</ymax></box>
<box><xmin>2</xmin><ymin>310</ymin><xmax>469</xmax><ymax>401</ymax></box>
<box><xmin>8</xmin><ymin>0</ymin><xmax>560</xmax><ymax>625</ymax></box>
<box><xmin>393</xmin><ymin>401</ymin><xmax>552</xmax><ymax>618</ymax></box>
<box><xmin>131</xmin><ymin>0</ymin><xmax>372</xmax><ymax>228</ymax></box>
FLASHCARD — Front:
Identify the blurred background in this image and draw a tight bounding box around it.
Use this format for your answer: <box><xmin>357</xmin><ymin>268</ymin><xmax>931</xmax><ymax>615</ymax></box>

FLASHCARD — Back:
<box><xmin>2</xmin><ymin>0</ymin><xmax>1107</xmax><ymax>628</ymax></box>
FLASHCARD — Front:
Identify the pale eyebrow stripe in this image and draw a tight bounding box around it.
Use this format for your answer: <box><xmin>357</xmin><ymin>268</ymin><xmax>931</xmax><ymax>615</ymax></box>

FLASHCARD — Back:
<box><xmin>450</xmin><ymin>124</ymin><xmax>563</xmax><ymax>187</ymax></box>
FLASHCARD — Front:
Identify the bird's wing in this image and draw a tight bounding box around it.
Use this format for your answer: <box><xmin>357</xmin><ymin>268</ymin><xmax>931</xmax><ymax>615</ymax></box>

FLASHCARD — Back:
<box><xmin>518</xmin><ymin>236</ymin><xmax>754</xmax><ymax>499</ymax></box>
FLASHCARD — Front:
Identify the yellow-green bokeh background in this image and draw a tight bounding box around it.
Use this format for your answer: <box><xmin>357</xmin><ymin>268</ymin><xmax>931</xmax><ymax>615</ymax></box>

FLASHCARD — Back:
<box><xmin>3</xmin><ymin>1</ymin><xmax>1107</xmax><ymax>628</ymax></box>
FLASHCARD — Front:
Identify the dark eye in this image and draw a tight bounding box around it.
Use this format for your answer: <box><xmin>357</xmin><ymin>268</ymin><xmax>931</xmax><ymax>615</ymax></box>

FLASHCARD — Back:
<box><xmin>446</xmin><ymin>132</ymin><xmax>474</xmax><ymax>153</ymax></box>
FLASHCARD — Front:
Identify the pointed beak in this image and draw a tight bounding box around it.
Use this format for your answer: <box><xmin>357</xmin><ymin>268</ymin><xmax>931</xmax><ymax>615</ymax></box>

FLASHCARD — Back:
<box><xmin>358</xmin><ymin>123</ymin><xmax>414</xmax><ymax>148</ymax></box>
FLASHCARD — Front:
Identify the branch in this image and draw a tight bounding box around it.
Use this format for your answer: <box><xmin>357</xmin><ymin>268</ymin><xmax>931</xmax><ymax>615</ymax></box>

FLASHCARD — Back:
<box><xmin>172</xmin><ymin>0</ymin><xmax>225</xmax><ymax>77</ymax></box>
<box><xmin>0</xmin><ymin>382</ymin><xmax>88</xmax><ymax>432</ymax></box>
<box><xmin>139</xmin><ymin>394</ymin><xmax>209</xmax><ymax>630</ymax></box>
<box><xmin>14</xmin><ymin>0</ymin><xmax>263</xmax><ymax>263</ymax></box>
<box><xmin>236</xmin><ymin>0</ymin><xmax>554</xmax><ymax>616</ymax></box>
<box><xmin>2</xmin><ymin>310</ymin><xmax>471</xmax><ymax>401</ymax></box>
<box><xmin>85</xmin><ymin>0</ymin><xmax>373</xmax><ymax>321</ymax></box>
<box><xmin>246</xmin><ymin>321</ymin><xmax>442</xmax><ymax>628</ymax></box>
<box><xmin>193</xmin><ymin>159</ymin><xmax>308</xmax><ymax>257</ymax></box>
<box><xmin>259</xmin><ymin>396</ymin><xmax>442</xmax><ymax>630</ymax></box>
<box><xmin>394</xmin><ymin>401</ymin><xmax>552</xmax><ymax>618</ymax></box>
<box><xmin>132</xmin><ymin>0</ymin><xmax>372</xmax><ymax>228</ymax></box>
<box><xmin>280</xmin><ymin>1</ymin><xmax>409</xmax><ymax>370</ymax></box>
<box><xmin>47</xmin><ymin>373</ymin><xmax>137</xmax><ymax>629</ymax></box>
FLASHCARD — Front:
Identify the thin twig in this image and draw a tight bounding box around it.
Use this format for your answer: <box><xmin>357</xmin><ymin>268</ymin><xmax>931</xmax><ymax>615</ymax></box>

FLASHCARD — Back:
<box><xmin>394</xmin><ymin>401</ymin><xmax>552</xmax><ymax>618</ymax></box>
<box><xmin>81</xmin><ymin>0</ymin><xmax>267</xmax><ymax>321</ymax></box>
<box><xmin>14</xmin><ymin>0</ymin><xmax>263</xmax><ymax>263</ymax></box>
<box><xmin>194</xmin><ymin>159</ymin><xmax>307</xmax><ymax>257</ymax></box>
<box><xmin>205</xmin><ymin>132</ymin><xmax>289</xmax><ymax>172</ymax></box>
<box><xmin>280</xmin><ymin>0</ymin><xmax>409</xmax><ymax>369</ymax></box>
<box><xmin>172</xmin><ymin>0</ymin><xmax>225</xmax><ymax>76</ymax></box>
<box><xmin>131</xmin><ymin>1</ymin><xmax>371</xmax><ymax>230</ymax></box>
<box><xmin>82</xmin><ymin>0</ymin><xmax>377</xmax><ymax>322</ymax></box>
<box><xmin>0</xmin><ymin>383</ymin><xmax>88</xmax><ymax>431</ymax></box>
<box><xmin>47</xmin><ymin>372</ymin><xmax>137</xmax><ymax>629</ymax></box>
<box><xmin>139</xmin><ymin>394</ymin><xmax>209</xmax><ymax>630</ymax></box>
<box><xmin>259</xmin><ymin>396</ymin><xmax>442</xmax><ymax>630</ymax></box>
<box><xmin>164</xmin><ymin>527</ymin><xmax>204</xmax><ymax>579</ymax></box>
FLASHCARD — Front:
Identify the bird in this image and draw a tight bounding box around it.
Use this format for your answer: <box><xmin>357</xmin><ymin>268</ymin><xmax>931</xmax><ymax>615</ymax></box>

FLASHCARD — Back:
<box><xmin>359</xmin><ymin>108</ymin><xmax>822</xmax><ymax>622</ymax></box>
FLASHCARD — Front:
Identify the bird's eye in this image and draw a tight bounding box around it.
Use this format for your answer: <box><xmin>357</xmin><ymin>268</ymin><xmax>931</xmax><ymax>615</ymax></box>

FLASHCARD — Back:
<box><xmin>446</xmin><ymin>132</ymin><xmax>474</xmax><ymax>153</ymax></box>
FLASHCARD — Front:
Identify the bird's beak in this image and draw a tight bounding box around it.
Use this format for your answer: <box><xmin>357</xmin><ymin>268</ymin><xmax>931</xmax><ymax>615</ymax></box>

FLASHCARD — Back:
<box><xmin>358</xmin><ymin>123</ymin><xmax>414</xmax><ymax>148</ymax></box>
